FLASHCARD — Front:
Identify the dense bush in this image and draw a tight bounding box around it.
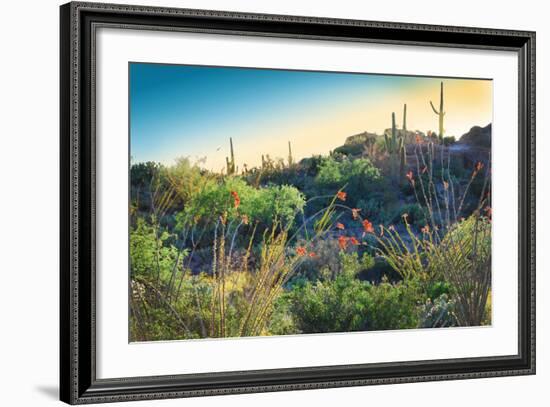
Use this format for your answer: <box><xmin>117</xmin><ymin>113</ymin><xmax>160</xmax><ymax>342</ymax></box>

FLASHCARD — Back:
<box><xmin>285</xmin><ymin>253</ymin><xmax>422</xmax><ymax>333</ymax></box>
<box><xmin>362</xmin><ymin>278</ymin><xmax>422</xmax><ymax>331</ymax></box>
<box><xmin>285</xmin><ymin>266</ymin><xmax>371</xmax><ymax>333</ymax></box>
<box><xmin>315</xmin><ymin>157</ymin><xmax>381</xmax><ymax>192</ymax></box>
<box><xmin>130</xmin><ymin>218</ymin><xmax>182</xmax><ymax>281</ymax></box>
<box><xmin>176</xmin><ymin>177</ymin><xmax>305</xmax><ymax>230</ymax></box>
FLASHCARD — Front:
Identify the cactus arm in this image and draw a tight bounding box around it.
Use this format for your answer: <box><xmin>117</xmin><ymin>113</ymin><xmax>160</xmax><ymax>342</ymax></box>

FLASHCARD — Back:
<box><xmin>430</xmin><ymin>100</ymin><xmax>440</xmax><ymax>115</ymax></box>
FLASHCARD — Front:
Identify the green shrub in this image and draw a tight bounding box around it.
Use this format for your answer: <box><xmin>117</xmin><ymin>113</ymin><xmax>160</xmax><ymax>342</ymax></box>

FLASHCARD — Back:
<box><xmin>285</xmin><ymin>253</ymin><xmax>421</xmax><ymax>333</ymax></box>
<box><xmin>130</xmin><ymin>218</ymin><xmax>183</xmax><ymax>282</ymax></box>
<box><xmin>312</xmin><ymin>156</ymin><xmax>383</xmax><ymax>214</ymax></box>
<box><xmin>268</xmin><ymin>295</ymin><xmax>299</xmax><ymax>335</ymax></box>
<box><xmin>177</xmin><ymin>177</ymin><xmax>305</xmax><ymax>230</ymax></box>
<box><xmin>315</xmin><ymin>157</ymin><xmax>381</xmax><ymax>189</ymax></box>
<box><xmin>285</xmin><ymin>269</ymin><xmax>371</xmax><ymax>333</ymax></box>
<box><xmin>363</xmin><ymin>278</ymin><xmax>422</xmax><ymax>331</ymax></box>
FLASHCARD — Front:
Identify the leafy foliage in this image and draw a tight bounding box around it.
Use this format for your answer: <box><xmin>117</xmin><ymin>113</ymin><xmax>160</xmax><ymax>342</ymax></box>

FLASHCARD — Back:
<box><xmin>285</xmin><ymin>253</ymin><xmax>421</xmax><ymax>333</ymax></box>
<box><xmin>176</xmin><ymin>177</ymin><xmax>305</xmax><ymax>230</ymax></box>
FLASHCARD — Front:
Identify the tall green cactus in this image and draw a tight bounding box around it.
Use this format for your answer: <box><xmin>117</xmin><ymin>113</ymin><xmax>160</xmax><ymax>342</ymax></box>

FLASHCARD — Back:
<box><xmin>384</xmin><ymin>110</ymin><xmax>407</xmax><ymax>182</ymax></box>
<box><xmin>226</xmin><ymin>137</ymin><xmax>236</xmax><ymax>175</ymax></box>
<box><xmin>288</xmin><ymin>141</ymin><xmax>294</xmax><ymax>167</ymax></box>
<box><xmin>403</xmin><ymin>103</ymin><xmax>407</xmax><ymax>133</ymax></box>
<box><xmin>400</xmin><ymin>104</ymin><xmax>407</xmax><ymax>176</ymax></box>
<box><xmin>430</xmin><ymin>82</ymin><xmax>445</xmax><ymax>143</ymax></box>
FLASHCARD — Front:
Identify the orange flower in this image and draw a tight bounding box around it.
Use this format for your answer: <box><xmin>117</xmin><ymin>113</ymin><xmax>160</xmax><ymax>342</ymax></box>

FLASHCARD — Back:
<box><xmin>362</xmin><ymin>219</ymin><xmax>374</xmax><ymax>233</ymax></box>
<box><xmin>337</xmin><ymin>191</ymin><xmax>347</xmax><ymax>201</ymax></box>
<box><xmin>350</xmin><ymin>237</ymin><xmax>360</xmax><ymax>245</ymax></box>
<box><xmin>421</xmin><ymin>224</ymin><xmax>430</xmax><ymax>234</ymax></box>
<box><xmin>336</xmin><ymin>222</ymin><xmax>345</xmax><ymax>230</ymax></box>
<box><xmin>296</xmin><ymin>246</ymin><xmax>307</xmax><ymax>256</ymax></box>
<box><xmin>308</xmin><ymin>252</ymin><xmax>316</xmax><ymax>258</ymax></box>
<box><xmin>230</xmin><ymin>191</ymin><xmax>240</xmax><ymax>209</ymax></box>
<box><xmin>338</xmin><ymin>235</ymin><xmax>349</xmax><ymax>250</ymax></box>
<box><xmin>351</xmin><ymin>208</ymin><xmax>361</xmax><ymax>220</ymax></box>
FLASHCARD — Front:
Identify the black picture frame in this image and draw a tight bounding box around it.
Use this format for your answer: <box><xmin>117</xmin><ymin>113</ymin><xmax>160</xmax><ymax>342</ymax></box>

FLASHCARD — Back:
<box><xmin>60</xmin><ymin>1</ymin><xmax>536</xmax><ymax>404</ymax></box>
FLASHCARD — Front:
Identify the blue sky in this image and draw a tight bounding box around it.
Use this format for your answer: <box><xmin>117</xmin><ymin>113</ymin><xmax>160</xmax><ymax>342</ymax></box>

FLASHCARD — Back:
<box><xmin>130</xmin><ymin>63</ymin><xmax>492</xmax><ymax>171</ymax></box>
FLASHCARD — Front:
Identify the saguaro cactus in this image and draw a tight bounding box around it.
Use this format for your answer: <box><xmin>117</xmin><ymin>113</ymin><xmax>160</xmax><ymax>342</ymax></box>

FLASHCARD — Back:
<box><xmin>384</xmin><ymin>111</ymin><xmax>407</xmax><ymax>182</ymax></box>
<box><xmin>430</xmin><ymin>82</ymin><xmax>446</xmax><ymax>143</ymax></box>
<box><xmin>226</xmin><ymin>137</ymin><xmax>236</xmax><ymax>175</ymax></box>
<box><xmin>403</xmin><ymin>103</ymin><xmax>407</xmax><ymax>133</ymax></box>
<box><xmin>288</xmin><ymin>141</ymin><xmax>294</xmax><ymax>167</ymax></box>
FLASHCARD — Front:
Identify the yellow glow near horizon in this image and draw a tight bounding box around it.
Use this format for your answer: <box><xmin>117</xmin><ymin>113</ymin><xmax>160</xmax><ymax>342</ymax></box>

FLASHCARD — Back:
<box><xmin>193</xmin><ymin>78</ymin><xmax>492</xmax><ymax>172</ymax></box>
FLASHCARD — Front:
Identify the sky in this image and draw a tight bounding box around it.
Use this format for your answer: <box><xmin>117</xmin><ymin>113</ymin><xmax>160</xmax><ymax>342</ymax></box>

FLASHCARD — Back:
<box><xmin>130</xmin><ymin>63</ymin><xmax>492</xmax><ymax>172</ymax></box>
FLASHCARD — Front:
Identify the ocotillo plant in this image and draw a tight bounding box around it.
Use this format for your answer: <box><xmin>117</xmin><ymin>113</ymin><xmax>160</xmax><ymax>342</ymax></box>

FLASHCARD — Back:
<box><xmin>226</xmin><ymin>137</ymin><xmax>236</xmax><ymax>175</ymax></box>
<box><xmin>430</xmin><ymin>82</ymin><xmax>446</xmax><ymax>143</ymax></box>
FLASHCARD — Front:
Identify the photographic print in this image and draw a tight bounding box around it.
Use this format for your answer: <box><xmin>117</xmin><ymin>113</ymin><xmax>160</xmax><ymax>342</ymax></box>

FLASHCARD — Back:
<box><xmin>129</xmin><ymin>63</ymin><xmax>493</xmax><ymax>342</ymax></box>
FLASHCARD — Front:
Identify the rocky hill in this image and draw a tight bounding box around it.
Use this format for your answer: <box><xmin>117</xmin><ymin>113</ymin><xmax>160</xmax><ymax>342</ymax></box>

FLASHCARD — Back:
<box><xmin>458</xmin><ymin>124</ymin><xmax>491</xmax><ymax>148</ymax></box>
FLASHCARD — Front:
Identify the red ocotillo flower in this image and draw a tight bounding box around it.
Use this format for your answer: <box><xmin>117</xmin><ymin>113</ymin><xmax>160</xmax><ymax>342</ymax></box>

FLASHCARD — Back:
<box><xmin>336</xmin><ymin>222</ymin><xmax>345</xmax><ymax>230</ymax></box>
<box><xmin>350</xmin><ymin>237</ymin><xmax>360</xmax><ymax>245</ymax></box>
<box><xmin>362</xmin><ymin>219</ymin><xmax>374</xmax><ymax>233</ymax></box>
<box><xmin>296</xmin><ymin>246</ymin><xmax>307</xmax><ymax>257</ymax></box>
<box><xmin>338</xmin><ymin>235</ymin><xmax>349</xmax><ymax>250</ymax></box>
<box><xmin>337</xmin><ymin>191</ymin><xmax>347</xmax><ymax>201</ymax></box>
<box><xmin>230</xmin><ymin>190</ymin><xmax>240</xmax><ymax>209</ymax></box>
